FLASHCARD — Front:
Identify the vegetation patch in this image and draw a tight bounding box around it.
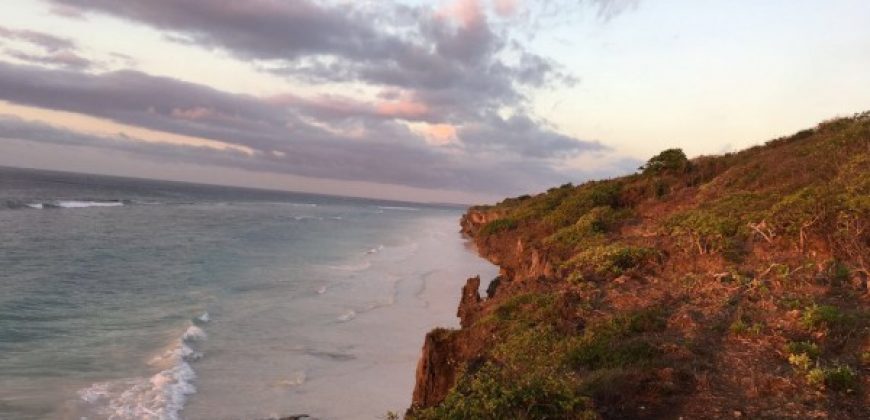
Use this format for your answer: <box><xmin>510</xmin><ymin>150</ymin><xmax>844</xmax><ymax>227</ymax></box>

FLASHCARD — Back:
<box><xmin>566</xmin><ymin>307</ymin><xmax>667</xmax><ymax>371</ymax></box>
<box><xmin>805</xmin><ymin>365</ymin><xmax>859</xmax><ymax>391</ymax></box>
<box><xmin>640</xmin><ymin>148</ymin><xmax>689</xmax><ymax>175</ymax></box>
<box><xmin>787</xmin><ymin>341</ymin><xmax>821</xmax><ymax>359</ymax></box>
<box><xmin>479</xmin><ymin>218</ymin><xmax>518</xmax><ymax>236</ymax></box>
<box><xmin>564</xmin><ymin>244</ymin><xmax>659</xmax><ymax>278</ymax></box>
<box><xmin>801</xmin><ymin>304</ymin><xmax>845</xmax><ymax>330</ymax></box>
<box><xmin>411</xmin><ymin>362</ymin><xmax>598</xmax><ymax>420</ymax></box>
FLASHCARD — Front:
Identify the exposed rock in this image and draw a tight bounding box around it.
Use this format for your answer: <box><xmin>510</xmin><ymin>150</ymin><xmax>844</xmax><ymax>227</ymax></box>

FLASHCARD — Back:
<box><xmin>457</xmin><ymin>276</ymin><xmax>482</xmax><ymax>328</ymax></box>
<box><xmin>410</xmin><ymin>329</ymin><xmax>460</xmax><ymax>410</ymax></box>
<box><xmin>485</xmin><ymin>275</ymin><xmax>503</xmax><ymax>299</ymax></box>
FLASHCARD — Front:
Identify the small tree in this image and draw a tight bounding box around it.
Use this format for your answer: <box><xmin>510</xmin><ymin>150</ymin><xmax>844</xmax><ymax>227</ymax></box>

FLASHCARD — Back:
<box><xmin>640</xmin><ymin>148</ymin><xmax>689</xmax><ymax>174</ymax></box>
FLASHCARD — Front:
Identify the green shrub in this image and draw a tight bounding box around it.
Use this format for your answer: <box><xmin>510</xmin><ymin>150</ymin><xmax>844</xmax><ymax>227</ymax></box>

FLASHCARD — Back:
<box><xmin>788</xmin><ymin>353</ymin><xmax>813</xmax><ymax>371</ymax></box>
<box><xmin>801</xmin><ymin>304</ymin><xmax>844</xmax><ymax>329</ymax></box>
<box><xmin>786</xmin><ymin>341</ymin><xmax>821</xmax><ymax>359</ymax></box>
<box><xmin>412</xmin><ymin>362</ymin><xmax>597</xmax><ymax>420</ymax></box>
<box><xmin>729</xmin><ymin>318</ymin><xmax>762</xmax><ymax>336</ymax></box>
<box><xmin>640</xmin><ymin>148</ymin><xmax>689</xmax><ymax>174</ymax></box>
<box><xmin>830</xmin><ymin>261</ymin><xmax>851</xmax><ymax>283</ymax></box>
<box><xmin>823</xmin><ymin>365</ymin><xmax>859</xmax><ymax>391</ymax></box>
<box><xmin>544</xmin><ymin>206</ymin><xmax>630</xmax><ymax>252</ymax></box>
<box><xmin>806</xmin><ymin>367</ymin><xmax>826</xmax><ymax>386</ymax></box>
<box><xmin>767</xmin><ymin>187</ymin><xmax>831</xmax><ymax>237</ymax></box>
<box><xmin>564</xmin><ymin>244</ymin><xmax>659</xmax><ymax>278</ymax></box>
<box><xmin>665</xmin><ymin>209</ymin><xmax>742</xmax><ymax>255</ymax></box>
<box><xmin>568</xmin><ymin>338</ymin><xmax>659</xmax><ymax>370</ymax></box>
<box><xmin>566</xmin><ymin>307</ymin><xmax>666</xmax><ymax>371</ymax></box>
<box><xmin>804</xmin><ymin>365</ymin><xmax>859</xmax><ymax>391</ymax></box>
<box><xmin>480</xmin><ymin>218</ymin><xmax>518</xmax><ymax>236</ymax></box>
<box><xmin>544</xmin><ymin>181</ymin><xmax>623</xmax><ymax>228</ymax></box>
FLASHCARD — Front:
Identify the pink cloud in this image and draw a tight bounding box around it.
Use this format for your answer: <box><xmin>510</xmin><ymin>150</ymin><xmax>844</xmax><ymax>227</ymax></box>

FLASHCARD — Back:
<box><xmin>492</xmin><ymin>0</ymin><xmax>518</xmax><ymax>17</ymax></box>
<box><xmin>375</xmin><ymin>99</ymin><xmax>429</xmax><ymax>119</ymax></box>
<box><xmin>267</xmin><ymin>93</ymin><xmax>431</xmax><ymax>121</ymax></box>
<box><xmin>414</xmin><ymin>123</ymin><xmax>458</xmax><ymax>146</ymax></box>
<box><xmin>437</xmin><ymin>0</ymin><xmax>485</xmax><ymax>28</ymax></box>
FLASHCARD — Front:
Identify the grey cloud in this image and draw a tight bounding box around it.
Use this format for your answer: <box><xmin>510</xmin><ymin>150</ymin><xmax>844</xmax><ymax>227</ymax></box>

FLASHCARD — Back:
<box><xmin>0</xmin><ymin>26</ymin><xmax>76</xmax><ymax>52</ymax></box>
<box><xmin>5</xmin><ymin>49</ymin><xmax>91</xmax><ymax>69</ymax></box>
<box><xmin>0</xmin><ymin>114</ymin><xmax>574</xmax><ymax>194</ymax></box>
<box><xmin>460</xmin><ymin>114</ymin><xmax>604</xmax><ymax>158</ymax></box>
<box><xmin>0</xmin><ymin>25</ymin><xmax>90</xmax><ymax>69</ymax></box>
<box><xmin>0</xmin><ymin>60</ymin><xmax>601</xmax><ymax>193</ymax></box>
<box><xmin>46</xmin><ymin>0</ymin><xmax>567</xmax><ymax>115</ymax></box>
<box><xmin>0</xmin><ymin>61</ymin><xmax>601</xmax><ymax>158</ymax></box>
<box><xmin>47</xmin><ymin>0</ymin><xmax>398</xmax><ymax>61</ymax></box>
<box><xmin>13</xmin><ymin>1</ymin><xmax>635</xmax><ymax>195</ymax></box>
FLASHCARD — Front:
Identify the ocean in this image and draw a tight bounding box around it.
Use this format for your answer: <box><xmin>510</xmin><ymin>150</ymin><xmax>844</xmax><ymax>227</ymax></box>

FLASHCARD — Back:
<box><xmin>0</xmin><ymin>167</ymin><xmax>497</xmax><ymax>420</ymax></box>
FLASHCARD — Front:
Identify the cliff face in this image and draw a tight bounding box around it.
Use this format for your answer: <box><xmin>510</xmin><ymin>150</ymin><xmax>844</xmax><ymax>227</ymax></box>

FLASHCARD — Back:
<box><xmin>409</xmin><ymin>113</ymin><xmax>870</xmax><ymax>419</ymax></box>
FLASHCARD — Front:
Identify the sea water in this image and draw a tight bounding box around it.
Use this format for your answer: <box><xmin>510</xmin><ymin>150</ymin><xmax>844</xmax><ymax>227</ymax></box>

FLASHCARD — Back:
<box><xmin>0</xmin><ymin>167</ymin><xmax>497</xmax><ymax>420</ymax></box>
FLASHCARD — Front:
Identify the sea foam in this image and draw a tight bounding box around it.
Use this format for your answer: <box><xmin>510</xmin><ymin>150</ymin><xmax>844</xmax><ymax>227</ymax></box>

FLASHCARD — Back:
<box><xmin>78</xmin><ymin>321</ymin><xmax>205</xmax><ymax>420</ymax></box>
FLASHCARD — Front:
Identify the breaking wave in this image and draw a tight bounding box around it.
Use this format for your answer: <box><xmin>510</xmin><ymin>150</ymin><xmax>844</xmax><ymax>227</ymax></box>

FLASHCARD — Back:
<box><xmin>376</xmin><ymin>205</ymin><xmax>419</xmax><ymax>211</ymax></box>
<box><xmin>77</xmin><ymin>320</ymin><xmax>207</xmax><ymax>420</ymax></box>
<box><xmin>3</xmin><ymin>199</ymin><xmax>128</xmax><ymax>210</ymax></box>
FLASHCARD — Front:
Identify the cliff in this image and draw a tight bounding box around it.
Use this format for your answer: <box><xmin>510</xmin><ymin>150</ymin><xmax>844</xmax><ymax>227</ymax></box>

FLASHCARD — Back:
<box><xmin>409</xmin><ymin>113</ymin><xmax>870</xmax><ymax>419</ymax></box>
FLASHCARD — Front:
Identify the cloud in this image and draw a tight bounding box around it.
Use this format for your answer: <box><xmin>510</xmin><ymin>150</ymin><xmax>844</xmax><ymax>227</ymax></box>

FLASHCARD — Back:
<box><xmin>0</xmin><ymin>25</ymin><xmax>90</xmax><ymax>69</ymax></box>
<box><xmin>16</xmin><ymin>0</ymin><xmax>641</xmax><ymax>196</ymax></box>
<box><xmin>45</xmin><ymin>0</ymin><xmax>568</xmax><ymax>116</ymax></box>
<box><xmin>492</xmin><ymin>0</ymin><xmax>519</xmax><ymax>17</ymax></box>
<box><xmin>0</xmin><ymin>62</ymin><xmax>605</xmax><ymax>194</ymax></box>
<box><xmin>0</xmin><ymin>26</ymin><xmax>75</xmax><ymax>52</ymax></box>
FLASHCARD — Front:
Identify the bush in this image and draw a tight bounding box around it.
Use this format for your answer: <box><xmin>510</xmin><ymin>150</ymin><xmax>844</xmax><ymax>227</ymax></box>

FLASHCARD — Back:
<box><xmin>480</xmin><ymin>218</ymin><xmax>518</xmax><ymax>236</ymax></box>
<box><xmin>568</xmin><ymin>338</ymin><xmax>659</xmax><ymax>370</ymax></box>
<box><xmin>566</xmin><ymin>307</ymin><xmax>666</xmax><ymax>371</ymax></box>
<box><xmin>788</xmin><ymin>353</ymin><xmax>813</xmax><ymax>371</ymax></box>
<box><xmin>564</xmin><ymin>244</ymin><xmax>659</xmax><ymax>278</ymax></box>
<box><xmin>804</xmin><ymin>365</ymin><xmax>859</xmax><ymax>391</ymax></box>
<box><xmin>412</xmin><ymin>362</ymin><xmax>598</xmax><ymax>420</ymax></box>
<box><xmin>544</xmin><ymin>181</ymin><xmax>623</xmax><ymax>228</ymax></box>
<box><xmin>786</xmin><ymin>341</ymin><xmax>821</xmax><ymax>359</ymax></box>
<box><xmin>801</xmin><ymin>304</ymin><xmax>844</xmax><ymax>329</ymax></box>
<box><xmin>729</xmin><ymin>318</ymin><xmax>762</xmax><ymax>336</ymax></box>
<box><xmin>640</xmin><ymin>148</ymin><xmax>689</xmax><ymax>174</ymax></box>
<box><xmin>665</xmin><ymin>209</ymin><xmax>742</xmax><ymax>255</ymax></box>
<box><xmin>544</xmin><ymin>206</ymin><xmax>630</xmax><ymax>252</ymax></box>
<box><xmin>823</xmin><ymin>365</ymin><xmax>859</xmax><ymax>391</ymax></box>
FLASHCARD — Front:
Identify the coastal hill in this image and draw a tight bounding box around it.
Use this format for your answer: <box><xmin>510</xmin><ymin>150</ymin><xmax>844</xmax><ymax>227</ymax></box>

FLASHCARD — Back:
<box><xmin>408</xmin><ymin>113</ymin><xmax>869</xmax><ymax>419</ymax></box>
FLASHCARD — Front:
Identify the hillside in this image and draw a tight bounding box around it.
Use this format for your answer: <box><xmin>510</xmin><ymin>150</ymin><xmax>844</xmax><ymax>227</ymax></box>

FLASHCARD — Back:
<box><xmin>407</xmin><ymin>113</ymin><xmax>870</xmax><ymax>419</ymax></box>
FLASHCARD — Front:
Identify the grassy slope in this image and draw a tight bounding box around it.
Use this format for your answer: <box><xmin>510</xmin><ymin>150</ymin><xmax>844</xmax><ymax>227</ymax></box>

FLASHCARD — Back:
<box><xmin>411</xmin><ymin>113</ymin><xmax>870</xmax><ymax>419</ymax></box>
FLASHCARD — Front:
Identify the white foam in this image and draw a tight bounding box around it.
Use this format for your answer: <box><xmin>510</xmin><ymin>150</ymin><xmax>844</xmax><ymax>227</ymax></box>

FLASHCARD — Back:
<box><xmin>182</xmin><ymin>325</ymin><xmax>207</xmax><ymax>341</ymax></box>
<box><xmin>293</xmin><ymin>216</ymin><xmax>323</xmax><ymax>221</ymax></box>
<box><xmin>57</xmin><ymin>200</ymin><xmax>124</xmax><ymax>208</ymax></box>
<box><xmin>365</xmin><ymin>245</ymin><xmax>385</xmax><ymax>255</ymax></box>
<box><xmin>273</xmin><ymin>371</ymin><xmax>307</xmax><ymax>388</ymax></box>
<box><xmin>337</xmin><ymin>310</ymin><xmax>357</xmax><ymax>322</ymax></box>
<box><xmin>79</xmin><ymin>323</ymin><xmax>205</xmax><ymax>420</ymax></box>
<box><xmin>197</xmin><ymin>312</ymin><xmax>210</xmax><ymax>323</ymax></box>
<box><xmin>324</xmin><ymin>261</ymin><xmax>371</xmax><ymax>272</ymax></box>
<box><xmin>317</xmin><ymin>286</ymin><xmax>328</xmax><ymax>295</ymax></box>
<box><xmin>25</xmin><ymin>203</ymin><xmax>44</xmax><ymax>209</ymax></box>
<box><xmin>290</xmin><ymin>203</ymin><xmax>317</xmax><ymax>207</ymax></box>
<box><xmin>377</xmin><ymin>206</ymin><xmax>419</xmax><ymax>211</ymax></box>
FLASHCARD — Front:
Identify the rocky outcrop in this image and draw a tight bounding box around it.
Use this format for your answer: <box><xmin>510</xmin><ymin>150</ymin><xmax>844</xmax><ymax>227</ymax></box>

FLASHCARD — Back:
<box><xmin>456</xmin><ymin>276</ymin><xmax>482</xmax><ymax>328</ymax></box>
<box><xmin>411</xmin><ymin>329</ymin><xmax>459</xmax><ymax>409</ymax></box>
<box><xmin>460</xmin><ymin>208</ymin><xmax>506</xmax><ymax>234</ymax></box>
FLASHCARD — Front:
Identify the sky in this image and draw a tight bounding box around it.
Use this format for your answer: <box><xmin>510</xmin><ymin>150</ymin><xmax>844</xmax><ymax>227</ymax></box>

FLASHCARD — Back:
<box><xmin>0</xmin><ymin>0</ymin><xmax>868</xmax><ymax>203</ymax></box>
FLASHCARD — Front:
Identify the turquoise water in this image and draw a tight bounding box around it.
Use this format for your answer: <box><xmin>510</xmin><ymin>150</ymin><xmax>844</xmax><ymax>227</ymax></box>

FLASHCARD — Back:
<box><xmin>0</xmin><ymin>167</ymin><xmax>497</xmax><ymax>419</ymax></box>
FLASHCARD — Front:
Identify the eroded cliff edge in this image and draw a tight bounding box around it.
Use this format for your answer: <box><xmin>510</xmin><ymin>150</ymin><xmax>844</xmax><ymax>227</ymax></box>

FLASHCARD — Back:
<box><xmin>408</xmin><ymin>113</ymin><xmax>869</xmax><ymax>419</ymax></box>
